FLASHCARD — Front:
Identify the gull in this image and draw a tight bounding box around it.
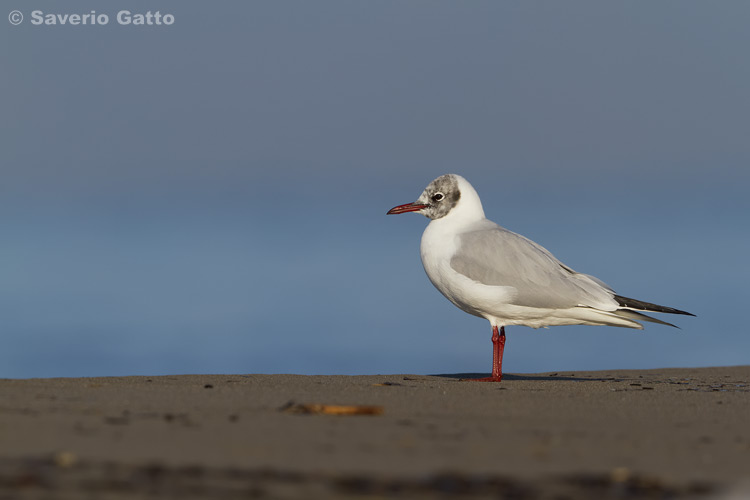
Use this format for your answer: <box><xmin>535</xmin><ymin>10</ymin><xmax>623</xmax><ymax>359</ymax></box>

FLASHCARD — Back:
<box><xmin>387</xmin><ymin>174</ymin><xmax>694</xmax><ymax>382</ymax></box>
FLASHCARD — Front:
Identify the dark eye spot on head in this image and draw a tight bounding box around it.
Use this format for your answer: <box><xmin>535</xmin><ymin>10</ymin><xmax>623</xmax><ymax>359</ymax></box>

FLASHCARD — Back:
<box><xmin>419</xmin><ymin>175</ymin><xmax>460</xmax><ymax>220</ymax></box>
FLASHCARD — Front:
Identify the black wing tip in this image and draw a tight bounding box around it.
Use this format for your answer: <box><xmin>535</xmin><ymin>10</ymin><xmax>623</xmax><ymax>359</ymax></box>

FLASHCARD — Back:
<box><xmin>614</xmin><ymin>295</ymin><xmax>695</xmax><ymax>317</ymax></box>
<box><xmin>664</xmin><ymin>309</ymin><xmax>696</xmax><ymax>317</ymax></box>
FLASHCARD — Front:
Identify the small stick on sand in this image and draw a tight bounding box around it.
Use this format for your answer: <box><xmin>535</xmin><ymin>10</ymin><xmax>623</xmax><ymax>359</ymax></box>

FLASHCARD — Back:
<box><xmin>280</xmin><ymin>402</ymin><xmax>384</xmax><ymax>416</ymax></box>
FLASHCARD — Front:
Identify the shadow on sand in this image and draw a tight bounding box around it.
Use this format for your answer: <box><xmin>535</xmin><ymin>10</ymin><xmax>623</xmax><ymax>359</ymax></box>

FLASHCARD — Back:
<box><xmin>431</xmin><ymin>373</ymin><xmax>616</xmax><ymax>382</ymax></box>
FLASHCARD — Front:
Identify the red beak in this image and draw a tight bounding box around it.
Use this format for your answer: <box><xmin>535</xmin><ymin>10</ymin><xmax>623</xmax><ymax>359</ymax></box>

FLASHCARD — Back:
<box><xmin>387</xmin><ymin>202</ymin><xmax>428</xmax><ymax>215</ymax></box>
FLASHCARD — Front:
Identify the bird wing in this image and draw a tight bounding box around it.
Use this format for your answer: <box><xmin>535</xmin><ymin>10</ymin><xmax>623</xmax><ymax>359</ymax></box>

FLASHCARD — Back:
<box><xmin>450</xmin><ymin>220</ymin><xmax>618</xmax><ymax>311</ymax></box>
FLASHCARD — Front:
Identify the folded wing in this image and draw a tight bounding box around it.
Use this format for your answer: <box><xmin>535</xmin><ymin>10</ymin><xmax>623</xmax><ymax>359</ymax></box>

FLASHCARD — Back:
<box><xmin>450</xmin><ymin>221</ymin><xmax>619</xmax><ymax>311</ymax></box>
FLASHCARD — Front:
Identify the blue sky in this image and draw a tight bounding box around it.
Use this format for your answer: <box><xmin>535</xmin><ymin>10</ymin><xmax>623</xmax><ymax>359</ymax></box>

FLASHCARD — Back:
<box><xmin>2</xmin><ymin>1</ymin><xmax>748</xmax><ymax>377</ymax></box>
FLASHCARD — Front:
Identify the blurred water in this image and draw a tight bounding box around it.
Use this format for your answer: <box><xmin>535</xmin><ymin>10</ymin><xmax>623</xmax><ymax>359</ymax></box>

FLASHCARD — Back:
<box><xmin>1</xmin><ymin>171</ymin><xmax>747</xmax><ymax>378</ymax></box>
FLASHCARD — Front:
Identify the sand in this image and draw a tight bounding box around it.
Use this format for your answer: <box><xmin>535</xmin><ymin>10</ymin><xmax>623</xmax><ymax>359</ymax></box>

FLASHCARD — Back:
<box><xmin>1</xmin><ymin>366</ymin><xmax>749</xmax><ymax>499</ymax></box>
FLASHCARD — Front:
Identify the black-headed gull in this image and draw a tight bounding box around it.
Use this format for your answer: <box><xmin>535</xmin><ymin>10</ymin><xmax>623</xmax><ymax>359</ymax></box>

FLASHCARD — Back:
<box><xmin>387</xmin><ymin>174</ymin><xmax>694</xmax><ymax>382</ymax></box>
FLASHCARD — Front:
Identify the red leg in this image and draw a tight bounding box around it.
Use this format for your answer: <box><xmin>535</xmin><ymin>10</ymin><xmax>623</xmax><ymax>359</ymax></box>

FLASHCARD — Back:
<box><xmin>463</xmin><ymin>326</ymin><xmax>505</xmax><ymax>382</ymax></box>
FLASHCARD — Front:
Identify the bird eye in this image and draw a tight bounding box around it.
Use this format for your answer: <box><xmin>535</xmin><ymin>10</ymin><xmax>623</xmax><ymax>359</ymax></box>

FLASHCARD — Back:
<box><xmin>431</xmin><ymin>192</ymin><xmax>445</xmax><ymax>202</ymax></box>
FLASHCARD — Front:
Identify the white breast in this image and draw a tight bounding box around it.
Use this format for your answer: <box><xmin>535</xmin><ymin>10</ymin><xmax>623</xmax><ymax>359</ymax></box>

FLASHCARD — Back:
<box><xmin>420</xmin><ymin>218</ymin><xmax>517</xmax><ymax>321</ymax></box>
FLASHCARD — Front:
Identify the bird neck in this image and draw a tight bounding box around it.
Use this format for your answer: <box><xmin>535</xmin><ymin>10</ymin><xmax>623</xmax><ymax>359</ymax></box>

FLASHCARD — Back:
<box><xmin>444</xmin><ymin>183</ymin><xmax>485</xmax><ymax>224</ymax></box>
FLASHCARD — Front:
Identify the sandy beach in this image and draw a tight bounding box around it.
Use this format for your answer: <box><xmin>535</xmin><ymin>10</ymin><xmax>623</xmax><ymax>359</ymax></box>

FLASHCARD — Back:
<box><xmin>1</xmin><ymin>366</ymin><xmax>748</xmax><ymax>499</ymax></box>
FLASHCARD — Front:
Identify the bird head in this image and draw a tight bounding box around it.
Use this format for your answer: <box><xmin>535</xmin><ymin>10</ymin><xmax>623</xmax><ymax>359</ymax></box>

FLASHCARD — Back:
<box><xmin>387</xmin><ymin>174</ymin><xmax>483</xmax><ymax>221</ymax></box>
